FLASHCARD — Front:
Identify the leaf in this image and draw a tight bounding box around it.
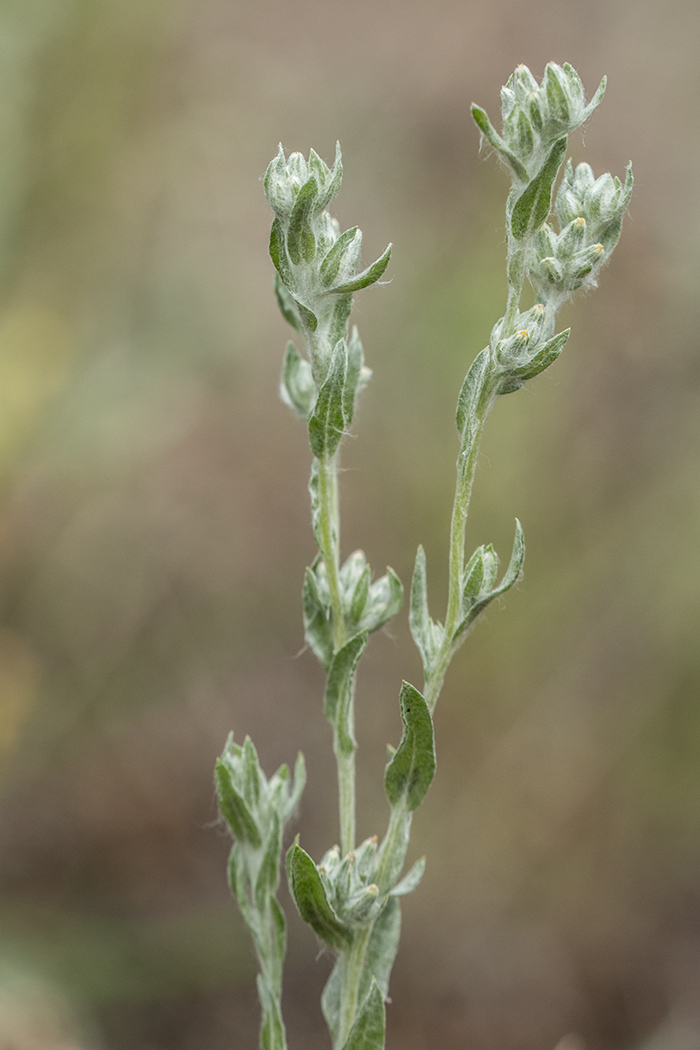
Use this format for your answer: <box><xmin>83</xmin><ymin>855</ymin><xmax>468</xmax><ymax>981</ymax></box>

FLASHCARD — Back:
<box><xmin>269</xmin><ymin>219</ymin><xmax>293</xmax><ymax>286</ymax></box>
<box><xmin>308</xmin><ymin>340</ymin><xmax>347</xmax><ymax>458</ymax></box>
<box><xmin>581</xmin><ymin>75</ymin><xmax>606</xmax><ymax>123</ymax></box>
<box><xmin>517</xmin><ymin>328</ymin><xmax>569</xmax><ymax>381</ymax></box>
<box><xmin>255</xmin><ymin>810</ymin><xmax>282</xmax><ymax>911</ymax></box>
<box><xmin>361</xmin><ymin>568</ymin><xmax>403</xmax><ymax>633</ymax></box>
<box><xmin>510</xmin><ymin>136</ymin><xmax>568</xmax><ymax>240</ymax></box>
<box><xmin>321</xmin><ymin>957</ymin><xmax>342</xmax><ymax>1043</ymax></box>
<box><xmin>409</xmin><ymin>545</ymin><xmax>445</xmax><ymax>678</ymax></box>
<box><xmin>274</xmin><ymin>274</ymin><xmax>300</xmax><ymax>330</ymax></box>
<box><xmin>280</xmin><ymin>342</ymin><xmax>316</xmax><ymax>419</ymax></box>
<box><xmin>319</xmin><ymin>227</ymin><xmax>361</xmax><ymax>288</ymax></box>
<box><xmin>362</xmin><ymin>896</ymin><xmax>401</xmax><ymax>998</ymax></box>
<box><xmin>452</xmin><ymin>519</ymin><xmax>525</xmax><ymax>640</ymax></box>
<box><xmin>384</xmin><ymin>682</ymin><xmax>436</xmax><ymax>812</ymax></box>
<box><xmin>287</xmin><ymin>176</ymin><xmax>318</xmax><ymax>264</ymax></box>
<box><xmin>545</xmin><ymin>63</ymin><xmax>570</xmax><ymax>125</ymax></box>
<box><xmin>324</xmin><ymin>631</ymin><xmax>369</xmax><ymax>754</ymax></box>
<box><xmin>340</xmin><ymin>979</ymin><xmax>386</xmax><ymax>1050</ymax></box>
<box><xmin>389</xmin><ymin>856</ymin><xmax>426</xmax><ymax>898</ymax></box>
<box><xmin>493</xmin><ymin>517</ymin><xmax>525</xmax><ymax>596</ymax></box>
<box><xmin>455</xmin><ymin>348</ymin><xmax>490</xmax><ymax>441</ymax></box>
<box><xmin>215</xmin><ymin>758</ymin><xmax>262</xmax><ymax>847</ymax></box>
<box><xmin>316</xmin><ymin>141</ymin><xmax>343</xmax><ymax>212</ymax></box>
<box><xmin>343</xmin><ymin>324</ymin><xmax>367</xmax><ymax>427</ymax></box>
<box><xmin>286</xmin><ymin>839</ymin><xmax>351</xmax><ymax>950</ymax></box>
<box><xmin>303</xmin><ymin>564</ymin><xmax>334</xmax><ymax>670</ymax></box>
<box><xmin>326</xmin><ymin>243</ymin><xmax>392</xmax><ymax>295</ymax></box>
<box><xmin>470</xmin><ymin>104</ymin><xmax>529</xmax><ymax>182</ymax></box>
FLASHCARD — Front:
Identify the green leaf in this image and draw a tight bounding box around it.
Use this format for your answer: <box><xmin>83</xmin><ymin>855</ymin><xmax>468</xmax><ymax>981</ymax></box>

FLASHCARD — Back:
<box><xmin>286</xmin><ymin>839</ymin><xmax>351</xmax><ymax>950</ymax></box>
<box><xmin>385</xmin><ymin>682</ymin><xmax>436</xmax><ymax>812</ymax></box>
<box><xmin>269</xmin><ymin>218</ymin><xmax>293</xmax><ymax>286</ymax></box>
<box><xmin>341</xmin><ymin>979</ymin><xmax>386</xmax><ymax>1050</ymax></box>
<box><xmin>493</xmin><ymin>517</ymin><xmax>525</xmax><ymax>596</ymax></box>
<box><xmin>294</xmin><ymin>296</ymin><xmax>318</xmax><ymax>333</ymax></box>
<box><xmin>316</xmin><ymin>141</ymin><xmax>343</xmax><ymax>212</ymax></box>
<box><xmin>308</xmin><ymin>340</ymin><xmax>347</xmax><ymax>458</ymax></box>
<box><xmin>409</xmin><ymin>545</ymin><xmax>445</xmax><ymax>678</ymax></box>
<box><xmin>455</xmin><ymin>347</ymin><xmax>490</xmax><ymax>442</ymax></box>
<box><xmin>321</xmin><ymin>958</ymin><xmax>342</xmax><ymax>1043</ymax></box>
<box><xmin>280</xmin><ymin>342</ymin><xmax>316</xmax><ymax>419</ymax></box>
<box><xmin>389</xmin><ymin>856</ymin><xmax>426</xmax><ymax>898</ymax></box>
<box><xmin>255</xmin><ymin>810</ymin><xmax>283</xmax><ymax>911</ymax></box>
<box><xmin>343</xmin><ymin>325</ymin><xmax>368</xmax><ymax>427</ymax></box>
<box><xmin>287</xmin><ymin>176</ymin><xmax>318</xmax><ymax>264</ymax></box>
<box><xmin>325</xmin><ymin>632</ymin><xmax>368</xmax><ymax>754</ymax></box>
<box><xmin>452</xmin><ymin>519</ymin><xmax>525</xmax><ymax>639</ymax></box>
<box><xmin>303</xmin><ymin>563</ymin><xmax>334</xmax><ymax>670</ymax></box>
<box><xmin>545</xmin><ymin>63</ymin><xmax>570</xmax><ymax>125</ymax></box>
<box><xmin>471</xmin><ymin>104</ymin><xmax>529</xmax><ymax>182</ymax></box>
<box><xmin>215</xmin><ymin>758</ymin><xmax>262</xmax><ymax>847</ymax></box>
<box><xmin>243</xmin><ymin>735</ymin><xmax>262</xmax><ymax>806</ymax></box>
<box><xmin>274</xmin><ymin>274</ymin><xmax>301</xmax><ymax>330</ymax></box>
<box><xmin>581</xmin><ymin>75</ymin><xmax>606</xmax><ymax>122</ymax></box>
<box><xmin>361</xmin><ymin>567</ymin><xmax>403</xmax><ymax>633</ymax></box>
<box><xmin>510</xmin><ymin>136</ymin><xmax>567</xmax><ymax>240</ymax></box>
<box><xmin>499</xmin><ymin>329</ymin><xmax>570</xmax><ymax>393</ymax></box>
<box><xmin>319</xmin><ymin>227</ymin><xmax>361</xmax><ymax>288</ymax></box>
<box><xmin>326</xmin><ymin>243</ymin><xmax>392</xmax><ymax>295</ymax></box>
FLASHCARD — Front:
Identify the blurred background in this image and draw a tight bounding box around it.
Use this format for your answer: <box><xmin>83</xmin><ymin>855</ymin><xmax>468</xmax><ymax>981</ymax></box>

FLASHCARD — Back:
<box><xmin>0</xmin><ymin>0</ymin><xmax>698</xmax><ymax>1048</ymax></box>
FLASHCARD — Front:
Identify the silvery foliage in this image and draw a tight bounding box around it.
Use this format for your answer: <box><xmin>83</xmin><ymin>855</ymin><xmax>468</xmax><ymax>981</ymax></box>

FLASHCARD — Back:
<box><xmin>215</xmin><ymin>62</ymin><xmax>631</xmax><ymax>1050</ymax></box>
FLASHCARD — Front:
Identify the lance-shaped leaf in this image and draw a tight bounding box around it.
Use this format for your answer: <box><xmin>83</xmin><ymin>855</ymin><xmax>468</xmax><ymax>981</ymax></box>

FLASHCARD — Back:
<box><xmin>325</xmin><ymin>631</ymin><xmax>368</xmax><ymax>755</ymax></box>
<box><xmin>385</xmin><ymin>682</ymin><xmax>436</xmax><ymax>812</ymax></box>
<box><xmin>316</xmin><ymin>140</ymin><xmax>343</xmax><ymax>212</ymax></box>
<box><xmin>255</xmin><ymin>810</ymin><xmax>283</xmax><ymax>912</ymax></box>
<box><xmin>286</xmin><ymin>838</ymin><xmax>351</xmax><ymax>950</ymax></box>
<box><xmin>497</xmin><ymin>329</ymin><xmax>570</xmax><ymax>394</ymax></box>
<box><xmin>308</xmin><ymin>339</ymin><xmax>348</xmax><ymax>458</ymax></box>
<box><xmin>280</xmin><ymin>342</ymin><xmax>316</xmax><ymax>419</ymax></box>
<box><xmin>470</xmin><ymin>104</ymin><xmax>529</xmax><ymax>182</ymax></box>
<box><xmin>215</xmin><ymin>758</ymin><xmax>262</xmax><ymax>847</ymax></box>
<box><xmin>274</xmin><ymin>274</ymin><xmax>301</xmax><ymax>330</ymax></box>
<box><xmin>325</xmin><ymin>243</ymin><xmax>392</xmax><ymax>295</ymax></box>
<box><xmin>343</xmin><ymin>325</ymin><xmax>370</xmax><ymax>427</ymax></box>
<box><xmin>456</xmin><ymin>347</ymin><xmax>491</xmax><ymax>443</ymax></box>
<box><xmin>389</xmin><ymin>856</ymin><xmax>426</xmax><ymax>897</ymax></box>
<box><xmin>409</xmin><ymin>545</ymin><xmax>445</xmax><ymax>679</ymax></box>
<box><xmin>360</xmin><ymin>568</ymin><xmax>403</xmax><ymax>633</ymax></box>
<box><xmin>452</xmin><ymin>519</ymin><xmax>525</xmax><ymax>640</ymax></box>
<box><xmin>269</xmin><ymin>219</ymin><xmax>293</xmax><ymax>288</ymax></box>
<box><xmin>341</xmin><ymin>979</ymin><xmax>386</xmax><ymax>1050</ymax></box>
<box><xmin>320</xmin><ymin>226</ymin><xmax>361</xmax><ymax>288</ymax></box>
<box><xmin>287</xmin><ymin>176</ymin><xmax>318</xmax><ymax>264</ymax></box>
<box><xmin>303</xmin><ymin>563</ymin><xmax>334</xmax><ymax>670</ymax></box>
<box><xmin>510</xmin><ymin>136</ymin><xmax>568</xmax><ymax>240</ymax></box>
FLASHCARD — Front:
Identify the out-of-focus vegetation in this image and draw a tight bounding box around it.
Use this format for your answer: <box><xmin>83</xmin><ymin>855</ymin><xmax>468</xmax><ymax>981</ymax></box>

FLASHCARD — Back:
<box><xmin>0</xmin><ymin>1</ymin><xmax>698</xmax><ymax>1048</ymax></box>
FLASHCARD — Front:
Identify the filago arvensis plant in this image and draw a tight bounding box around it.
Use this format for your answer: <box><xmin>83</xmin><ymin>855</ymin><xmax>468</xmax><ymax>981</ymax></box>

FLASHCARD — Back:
<box><xmin>215</xmin><ymin>62</ymin><xmax>632</xmax><ymax>1050</ymax></box>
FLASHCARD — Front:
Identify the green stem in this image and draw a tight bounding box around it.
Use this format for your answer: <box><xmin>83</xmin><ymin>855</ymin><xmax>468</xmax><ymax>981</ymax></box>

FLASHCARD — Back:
<box><xmin>424</xmin><ymin>376</ymin><xmax>495</xmax><ymax>713</ymax></box>
<box><xmin>336</xmin><ymin>925</ymin><xmax>373</xmax><ymax>1050</ymax></box>
<box><xmin>317</xmin><ymin>452</ymin><xmax>346</xmax><ymax>651</ymax></box>
<box><xmin>335</xmin><ymin>731</ymin><xmax>356</xmax><ymax>858</ymax></box>
<box><xmin>317</xmin><ymin>450</ymin><xmax>356</xmax><ymax>855</ymax></box>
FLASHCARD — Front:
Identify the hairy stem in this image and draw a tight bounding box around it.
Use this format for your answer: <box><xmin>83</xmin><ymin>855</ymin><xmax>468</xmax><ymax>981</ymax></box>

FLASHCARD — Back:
<box><xmin>336</xmin><ymin>925</ymin><xmax>373</xmax><ymax>1050</ymax></box>
<box><xmin>317</xmin><ymin>451</ymin><xmax>346</xmax><ymax>650</ymax></box>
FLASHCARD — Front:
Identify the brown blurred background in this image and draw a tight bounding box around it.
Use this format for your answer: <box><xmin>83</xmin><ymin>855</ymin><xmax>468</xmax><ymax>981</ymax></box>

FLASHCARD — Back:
<box><xmin>0</xmin><ymin>0</ymin><xmax>697</xmax><ymax>1047</ymax></box>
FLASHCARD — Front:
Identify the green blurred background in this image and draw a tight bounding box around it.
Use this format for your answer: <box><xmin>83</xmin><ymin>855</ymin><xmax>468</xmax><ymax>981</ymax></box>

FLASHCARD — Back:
<box><xmin>0</xmin><ymin>0</ymin><xmax>698</xmax><ymax>1047</ymax></box>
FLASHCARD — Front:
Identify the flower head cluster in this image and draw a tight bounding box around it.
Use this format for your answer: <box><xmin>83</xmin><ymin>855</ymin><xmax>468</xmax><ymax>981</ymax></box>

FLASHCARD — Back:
<box><xmin>473</xmin><ymin>62</ymin><xmax>606</xmax><ymax>185</ymax></box>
